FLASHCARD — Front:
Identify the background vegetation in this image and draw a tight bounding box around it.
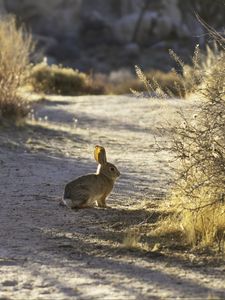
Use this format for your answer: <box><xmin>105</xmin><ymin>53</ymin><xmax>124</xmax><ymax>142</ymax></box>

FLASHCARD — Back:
<box><xmin>0</xmin><ymin>16</ymin><xmax>33</xmax><ymax>123</ymax></box>
<box><xmin>29</xmin><ymin>61</ymin><xmax>105</xmax><ymax>96</ymax></box>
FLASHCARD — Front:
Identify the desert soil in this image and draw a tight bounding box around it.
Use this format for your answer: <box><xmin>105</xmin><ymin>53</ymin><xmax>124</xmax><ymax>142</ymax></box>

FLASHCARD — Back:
<box><xmin>0</xmin><ymin>95</ymin><xmax>224</xmax><ymax>300</ymax></box>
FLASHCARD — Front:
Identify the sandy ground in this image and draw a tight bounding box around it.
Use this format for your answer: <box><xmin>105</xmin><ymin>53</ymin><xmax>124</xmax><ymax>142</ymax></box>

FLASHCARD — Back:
<box><xmin>0</xmin><ymin>95</ymin><xmax>224</xmax><ymax>300</ymax></box>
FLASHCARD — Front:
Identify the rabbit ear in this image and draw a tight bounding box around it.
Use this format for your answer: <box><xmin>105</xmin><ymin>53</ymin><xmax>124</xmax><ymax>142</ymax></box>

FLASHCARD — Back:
<box><xmin>94</xmin><ymin>145</ymin><xmax>107</xmax><ymax>165</ymax></box>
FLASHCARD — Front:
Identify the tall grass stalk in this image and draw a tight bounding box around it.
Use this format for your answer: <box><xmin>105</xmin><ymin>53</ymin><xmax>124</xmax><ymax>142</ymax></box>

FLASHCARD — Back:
<box><xmin>135</xmin><ymin>43</ymin><xmax>223</xmax><ymax>99</ymax></box>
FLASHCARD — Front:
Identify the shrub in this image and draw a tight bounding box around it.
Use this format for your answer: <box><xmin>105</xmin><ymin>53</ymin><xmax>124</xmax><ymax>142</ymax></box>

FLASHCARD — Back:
<box><xmin>30</xmin><ymin>62</ymin><xmax>105</xmax><ymax>95</ymax></box>
<box><xmin>0</xmin><ymin>16</ymin><xmax>33</xmax><ymax>123</ymax></box>
<box><xmin>170</xmin><ymin>52</ymin><xmax>224</xmax><ymax>249</ymax></box>
<box><xmin>156</xmin><ymin>37</ymin><xmax>225</xmax><ymax>251</ymax></box>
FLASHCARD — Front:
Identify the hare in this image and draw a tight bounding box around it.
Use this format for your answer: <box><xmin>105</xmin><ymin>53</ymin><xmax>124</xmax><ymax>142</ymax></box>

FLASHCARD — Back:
<box><xmin>61</xmin><ymin>145</ymin><xmax>120</xmax><ymax>209</ymax></box>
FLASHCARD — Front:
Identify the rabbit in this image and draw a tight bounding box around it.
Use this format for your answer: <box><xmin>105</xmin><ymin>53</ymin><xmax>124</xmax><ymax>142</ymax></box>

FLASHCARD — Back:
<box><xmin>61</xmin><ymin>145</ymin><xmax>120</xmax><ymax>209</ymax></box>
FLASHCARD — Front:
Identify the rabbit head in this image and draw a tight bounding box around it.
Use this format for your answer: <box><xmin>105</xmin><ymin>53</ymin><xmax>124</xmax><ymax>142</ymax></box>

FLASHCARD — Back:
<box><xmin>94</xmin><ymin>145</ymin><xmax>120</xmax><ymax>181</ymax></box>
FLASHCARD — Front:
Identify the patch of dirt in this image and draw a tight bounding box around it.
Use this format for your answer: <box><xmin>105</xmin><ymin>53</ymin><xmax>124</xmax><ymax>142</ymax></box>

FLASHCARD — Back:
<box><xmin>0</xmin><ymin>95</ymin><xmax>224</xmax><ymax>299</ymax></box>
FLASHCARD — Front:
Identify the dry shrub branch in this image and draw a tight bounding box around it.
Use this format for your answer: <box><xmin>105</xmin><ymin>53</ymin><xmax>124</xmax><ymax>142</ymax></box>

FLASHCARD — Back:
<box><xmin>157</xmin><ymin>34</ymin><xmax>225</xmax><ymax>251</ymax></box>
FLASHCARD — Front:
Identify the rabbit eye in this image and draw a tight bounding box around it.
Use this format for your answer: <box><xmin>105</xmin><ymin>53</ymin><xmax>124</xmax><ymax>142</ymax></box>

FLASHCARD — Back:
<box><xmin>110</xmin><ymin>167</ymin><xmax>115</xmax><ymax>172</ymax></box>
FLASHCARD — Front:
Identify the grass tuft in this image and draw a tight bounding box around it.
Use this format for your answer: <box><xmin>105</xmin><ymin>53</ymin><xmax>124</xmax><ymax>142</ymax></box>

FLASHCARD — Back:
<box><xmin>123</xmin><ymin>228</ymin><xmax>141</xmax><ymax>249</ymax></box>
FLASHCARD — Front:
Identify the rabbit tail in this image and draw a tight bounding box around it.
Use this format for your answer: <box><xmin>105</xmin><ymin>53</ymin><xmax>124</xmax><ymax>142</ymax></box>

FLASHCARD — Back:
<box><xmin>60</xmin><ymin>189</ymin><xmax>72</xmax><ymax>208</ymax></box>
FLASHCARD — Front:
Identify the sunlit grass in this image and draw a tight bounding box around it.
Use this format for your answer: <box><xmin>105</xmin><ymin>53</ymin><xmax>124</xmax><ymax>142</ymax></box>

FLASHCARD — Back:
<box><xmin>135</xmin><ymin>44</ymin><xmax>223</xmax><ymax>99</ymax></box>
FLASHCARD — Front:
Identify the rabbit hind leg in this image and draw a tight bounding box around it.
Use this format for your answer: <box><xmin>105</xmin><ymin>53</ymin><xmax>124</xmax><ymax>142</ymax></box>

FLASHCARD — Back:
<box><xmin>97</xmin><ymin>196</ymin><xmax>107</xmax><ymax>208</ymax></box>
<box><xmin>70</xmin><ymin>192</ymin><xmax>93</xmax><ymax>209</ymax></box>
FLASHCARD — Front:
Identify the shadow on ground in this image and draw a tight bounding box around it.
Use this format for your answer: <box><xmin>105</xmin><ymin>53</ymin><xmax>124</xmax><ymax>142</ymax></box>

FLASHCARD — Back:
<box><xmin>0</xmin><ymin>96</ymin><xmax>224</xmax><ymax>299</ymax></box>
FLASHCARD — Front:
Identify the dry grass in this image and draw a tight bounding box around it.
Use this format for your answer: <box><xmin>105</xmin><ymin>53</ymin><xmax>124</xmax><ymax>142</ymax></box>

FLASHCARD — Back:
<box><xmin>30</xmin><ymin>63</ymin><xmax>185</xmax><ymax>97</ymax></box>
<box><xmin>134</xmin><ymin>44</ymin><xmax>223</xmax><ymax>99</ymax></box>
<box><xmin>29</xmin><ymin>61</ymin><xmax>105</xmax><ymax>96</ymax></box>
<box><xmin>134</xmin><ymin>67</ymin><xmax>185</xmax><ymax>98</ymax></box>
<box><xmin>106</xmin><ymin>69</ymin><xmax>183</xmax><ymax>96</ymax></box>
<box><xmin>0</xmin><ymin>16</ymin><xmax>33</xmax><ymax>123</ymax></box>
<box><xmin>170</xmin><ymin>44</ymin><xmax>223</xmax><ymax>97</ymax></box>
<box><xmin>123</xmin><ymin>228</ymin><xmax>142</xmax><ymax>249</ymax></box>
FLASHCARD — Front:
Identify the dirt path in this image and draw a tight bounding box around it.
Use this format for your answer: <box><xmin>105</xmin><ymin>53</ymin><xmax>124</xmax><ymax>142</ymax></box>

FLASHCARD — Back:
<box><xmin>0</xmin><ymin>95</ymin><xmax>224</xmax><ymax>300</ymax></box>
